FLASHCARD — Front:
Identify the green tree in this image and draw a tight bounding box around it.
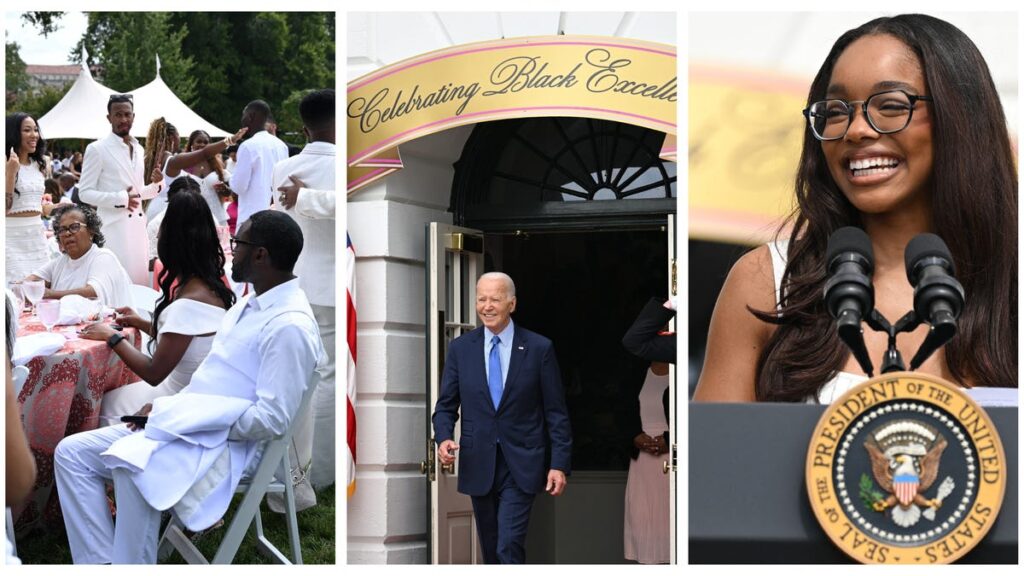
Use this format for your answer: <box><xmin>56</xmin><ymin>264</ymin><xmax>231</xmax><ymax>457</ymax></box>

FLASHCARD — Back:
<box><xmin>13</xmin><ymin>83</ymin><xmax>73</xmax><ymax>122</ymax></box>
<box><xmin>167</xmin><ymin>12</ymin><xmax>334</xmax><ymax>131</ymax></box>
<box><xmin>70</xmin><ymin>12</ymin><xmax>334</xmax><ymax>134</ymax></box>
<box><xmin>277</xmin><ymin>89</ymin><xmax>316</xmax><ymax>145</ymax></box>
<box><xmin>5</xmin><ymin>42</ymin><xmax>31</xmax><ymax>113</ymax></box>
<box><xmin>73</xmin><ymin>13</ymin><xmax>196</xmax><ymax>105</ymax></box>
<box><xmin>21</xmin><ymin>12</ymin><xmax>65</xmax><ymax>37</ymax></box>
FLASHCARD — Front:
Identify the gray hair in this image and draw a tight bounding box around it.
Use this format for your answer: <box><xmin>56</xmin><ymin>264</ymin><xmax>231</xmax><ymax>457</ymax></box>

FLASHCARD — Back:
<box><xmin>478</xmin><ymin>272</ymin><xmax>516</xmax><ymax>297</ymax></box>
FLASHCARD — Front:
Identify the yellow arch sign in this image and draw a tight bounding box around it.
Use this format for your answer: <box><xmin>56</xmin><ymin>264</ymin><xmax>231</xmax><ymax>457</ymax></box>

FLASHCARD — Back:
<box><xmin>347</xmin><ymin>35</ymin><xmax>677</xmax><ymax>194</ymax></box>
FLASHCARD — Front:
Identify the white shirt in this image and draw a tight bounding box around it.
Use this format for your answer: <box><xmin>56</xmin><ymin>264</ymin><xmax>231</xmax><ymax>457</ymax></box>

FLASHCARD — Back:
<box><xmin>100</xmin><ymin>278</ymin><xmax>322</xmax><ymax>530</ymax></box>
<box><xmin>77</xmin><ymin>132</ymin><xmax>161</xmax><ymax>284</ymax></box>
<box><xmin>272</xmin><ymin>141</ymin><xmax>335</xmax><ymax>307</ymax></box>
<box><xmin>32</xmin><ymin>244</ymin><xmax>132</xmax><ymax>308</ymax></box>
<box><xmin>7</xmin><ymin>161</ymin><xmax>46</xmax><ymax>214</ymax></box>
<box><xmin>230</xmin><ymin>131</ymin><xmax>289</xmax><ymax>228</ymax></box>
<box><xmin>191</xmin><ymin>278</ymin><xmax>322</xmax><ymax>440</ymax></box>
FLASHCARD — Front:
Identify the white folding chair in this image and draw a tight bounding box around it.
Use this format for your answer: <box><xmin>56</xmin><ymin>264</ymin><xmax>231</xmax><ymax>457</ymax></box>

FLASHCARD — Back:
<box><xmin>7</xmin><ymin>366</ymin><xmax>32</xmax><ymax>555</ymax></box>
<box><xmin>129</xmin><ymin>284</ymin><xmax>160</xmax><ymax>318</ymax></box>
<box><xmin>157</xmin><ymin>371</ymin><xmax>317</xmax><ymax>564</ymax></box>
<box><xmin>129</xmin><ymin>284</ymin><xmax>160</xmax><ymax>353</ymax></box>
<box><xmin>11</xmin><ymin>365</ymin><xmax>30</xmax><ymax>397</ymax></box>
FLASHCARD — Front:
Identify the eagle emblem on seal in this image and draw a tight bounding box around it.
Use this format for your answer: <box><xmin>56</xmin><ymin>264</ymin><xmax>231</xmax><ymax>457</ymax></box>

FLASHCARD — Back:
<box><xmin>862</xmin><ymin>420</ymin><xmax>955</xmax><ymax>528</ymax></box>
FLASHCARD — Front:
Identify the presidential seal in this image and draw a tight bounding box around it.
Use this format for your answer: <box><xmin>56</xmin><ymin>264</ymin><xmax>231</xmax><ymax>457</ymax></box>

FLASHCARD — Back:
<box><xmin>806</xmin><ymin>373</ymin><xmax>1005</xmax><ymax>564</ymax></box>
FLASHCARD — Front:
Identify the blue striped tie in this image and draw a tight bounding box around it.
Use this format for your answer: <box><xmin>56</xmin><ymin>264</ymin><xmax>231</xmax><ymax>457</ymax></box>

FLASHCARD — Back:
<box><xmin>488</xmin><ymin>335</ymin><xmax>502</xmax><ymax>409</ymax></box>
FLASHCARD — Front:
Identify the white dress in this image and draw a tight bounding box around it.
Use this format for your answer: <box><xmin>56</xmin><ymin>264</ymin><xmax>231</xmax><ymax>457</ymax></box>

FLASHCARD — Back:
<box><xmin>99</xmin><ymin>298</ymin><xmax>226</xmax><ymax>425</ymax></box>
<box><xmin>6</xmin><ymin>161</ymin><xmax>51</xmax><ymax>283</ymax></box>
<box><xmin>199</xmin><ymin>169</ymin><xmax>230</xmax><ymax>225</ymax></box>
<box><xmin>623</xmin><ymin>368</ymin><xmax>670</xmax><ymax>564</ymax></box>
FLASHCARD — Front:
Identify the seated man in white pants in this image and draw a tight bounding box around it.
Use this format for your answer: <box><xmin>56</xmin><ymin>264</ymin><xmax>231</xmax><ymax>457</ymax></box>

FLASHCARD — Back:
<box><xmin>54</xmin><ymin>210</ymin><xmax>323</xmax><ymax>564</ymax></box>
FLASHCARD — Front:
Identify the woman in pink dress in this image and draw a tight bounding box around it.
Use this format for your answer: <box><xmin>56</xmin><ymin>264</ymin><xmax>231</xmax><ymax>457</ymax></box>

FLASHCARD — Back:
<box><xmin>623</xmin><ymin>362</ymin><xmax>670</xmax><ymax>564</ymax></box>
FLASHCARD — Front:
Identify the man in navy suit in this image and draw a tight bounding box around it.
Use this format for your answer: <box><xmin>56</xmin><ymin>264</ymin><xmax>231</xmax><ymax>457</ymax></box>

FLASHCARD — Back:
<box><xmin>432</xmin><ymin>272</ymin><xmax>572</xmax><ymax>564</ymax></box>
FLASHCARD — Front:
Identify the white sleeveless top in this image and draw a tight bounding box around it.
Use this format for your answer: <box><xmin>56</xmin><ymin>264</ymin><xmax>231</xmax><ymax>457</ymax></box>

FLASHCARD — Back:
<box><xmin>768</xmin><ymin>239</ymin><xmax>867</xmax><ymax>404</ymax></box>
<box><xmin>7</xmin><ymin>161</ymin><xmax>46</xmax><ymax>214</ymax></box>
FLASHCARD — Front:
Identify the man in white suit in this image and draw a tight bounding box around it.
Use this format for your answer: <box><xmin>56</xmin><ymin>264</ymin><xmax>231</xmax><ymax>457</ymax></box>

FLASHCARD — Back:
<box><xmin>273</xmin><ymin>89</ymin><xmax>336</xmax><ymax>501</ymax></box>
<box><xmin>77</xmin><ymin>94</ymin><xmax>162</xmax><ymax>285</ymax></box>
<box><xmin>231</xmin><ymin>99</ymin><xmax>289</xmax><ymax>228</ymax></box>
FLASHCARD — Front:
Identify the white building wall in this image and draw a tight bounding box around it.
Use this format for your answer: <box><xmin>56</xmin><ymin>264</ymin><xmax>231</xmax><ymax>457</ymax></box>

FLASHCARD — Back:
<box><xmin>347</xmin><ymin>12</ymin><xmax>675</xmax><ymax>564</ymax></box>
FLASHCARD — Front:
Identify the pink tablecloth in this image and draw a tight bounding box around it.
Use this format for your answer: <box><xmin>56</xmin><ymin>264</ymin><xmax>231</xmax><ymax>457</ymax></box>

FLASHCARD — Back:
<box><xmin>13</xmin><ymin>315</ymin><xmax>141</xmax><ymax>535</ymax></box>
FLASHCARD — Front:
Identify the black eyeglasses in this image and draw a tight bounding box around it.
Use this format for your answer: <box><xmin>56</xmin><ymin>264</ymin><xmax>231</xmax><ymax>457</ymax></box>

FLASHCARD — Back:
<box><xmin>54</xmin><ymin>222</ymin><xmax>87</xmax><ymax>236</ymax></box>
<box><xmin>803</xmin><ymin>89</ymin><xmax>934</xmax><ymax>141</ymax></box>
<box><xmin>229</xmin><ymin>236</ymin><xmax>260</xmax><ymax>251</ymax></box>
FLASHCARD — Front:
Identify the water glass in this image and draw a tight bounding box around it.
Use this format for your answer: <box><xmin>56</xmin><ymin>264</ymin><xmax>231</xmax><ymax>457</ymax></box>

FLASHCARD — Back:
<box><xmin>22</xmin><ymin>280</ymin><xmax>45</xmax><ymax>318</ymax></box>
<box><xmin>7</xmin><ymin>282</ymin><xmax>26</xmax><ymax>313</ymax></box>
<box><xmin>37</xmin><ymin>299</ymin><xmax>61</xmax><ymax>332</ymax></box>
<box><xmin>85</xmin><ymin>297</ymin><xmax>103</xmax><ymax>321</ymax></box>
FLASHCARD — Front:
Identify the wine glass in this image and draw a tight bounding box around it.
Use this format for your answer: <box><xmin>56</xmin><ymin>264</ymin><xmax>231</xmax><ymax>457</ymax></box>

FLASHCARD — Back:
<box><xmin>7</xmin><ymin>282</ymin><xmax>26</xmax><ymax>314</ymax></box>
<box><xmin>22</xmin><ymin>280</ymin><xmax>45</xmax><ymax>319</ymax></box>
<box><xmin>86</xmin><ymin>297</ymin><xmax>103</xmax><ymax>321</ymax></box>
<box><xmin>37</xmin><ymin>299</ymin><xmax>61</xmax><ymax>332</ymax></box>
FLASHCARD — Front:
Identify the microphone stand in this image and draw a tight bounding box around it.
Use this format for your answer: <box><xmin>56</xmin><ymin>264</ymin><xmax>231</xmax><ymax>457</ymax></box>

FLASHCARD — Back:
<box><xmin>859</xmin><ymin>307</ymin><xmax>956</xmax><ymax>374</ymax></box>
<box><xmin>865</xmin><ymin>310</ymin><xmax>904</xmax><ymax>374</ymax></box>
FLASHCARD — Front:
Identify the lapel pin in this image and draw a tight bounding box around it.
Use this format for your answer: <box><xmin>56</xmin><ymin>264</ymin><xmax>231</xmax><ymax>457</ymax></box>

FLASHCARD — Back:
<box><xmin>518</xmin><ymin>345</ymin><xmax>525</xmax><ymax>350</ymax></box>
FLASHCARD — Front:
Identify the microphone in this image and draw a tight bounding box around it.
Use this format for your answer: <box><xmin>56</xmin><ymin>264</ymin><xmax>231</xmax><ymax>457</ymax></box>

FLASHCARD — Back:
<box><xmin>824</xmin><ymin>227</ymin><xmax>875</xmax><ymax>376</ymax></box>
<box><xmin>904</xmin><ymin>234</ymin><xmax>965</xmax><ymax>370</ymax></box>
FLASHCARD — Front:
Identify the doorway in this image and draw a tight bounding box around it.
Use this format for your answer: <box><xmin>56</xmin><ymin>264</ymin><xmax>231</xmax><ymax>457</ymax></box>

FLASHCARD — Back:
<box><xmin>487</xmin><ymin>228</ymin><xmax>668</xmax><ymax>564</ymax></box>
<box><xmin>428</xmin><ymin>115</ymin><xmax>676</xmax><ymax>564</ymax></box>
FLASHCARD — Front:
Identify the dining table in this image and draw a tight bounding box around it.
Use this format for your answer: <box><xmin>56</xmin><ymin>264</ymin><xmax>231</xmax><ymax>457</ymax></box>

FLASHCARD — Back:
<box><xmin>11</xmin><ymin>312</ymin><xmax>141</xmax><ymax>535</ymax></box>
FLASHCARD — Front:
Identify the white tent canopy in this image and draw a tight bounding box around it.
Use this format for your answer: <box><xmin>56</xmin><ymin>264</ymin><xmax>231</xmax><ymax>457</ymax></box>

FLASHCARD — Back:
<box><xmin>36</xmin><ymin>62</ymin><xmax>117</xmax><ymax>140</ymax></box>
<box><xmin>128</xmin><ymin>75</ymin><xmax>230</xmax><ymax>139</ymax></box>
<box><xmin>37</xmin><ymin>56</ymin><xmax>230</xmax><ymax>140</ymax></box>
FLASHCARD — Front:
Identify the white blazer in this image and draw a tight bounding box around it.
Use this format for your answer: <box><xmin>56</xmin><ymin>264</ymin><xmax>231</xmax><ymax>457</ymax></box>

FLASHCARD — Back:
<box><xmin>77</xmin><ymin>132</ymin><xmax>161</xmax><ymax>284</ymax></box>
<box><xmin>271</xmin><ymin>141</ymin><xmax>336</xmax><ymax>307</ymax></box>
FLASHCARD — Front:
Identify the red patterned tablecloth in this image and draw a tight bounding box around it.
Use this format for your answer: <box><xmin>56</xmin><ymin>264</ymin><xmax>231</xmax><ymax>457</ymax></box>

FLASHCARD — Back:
<box><xmin>12</xmin><ymin>315</ymin><xmax>141</xmax><ymax>535</ymax></box>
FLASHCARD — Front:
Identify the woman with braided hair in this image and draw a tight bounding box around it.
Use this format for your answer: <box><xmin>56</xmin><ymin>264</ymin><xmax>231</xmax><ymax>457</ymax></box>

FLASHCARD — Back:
<box><xmin>142</xmin><ymin>117</ymin><xmax>179</xmax><ymax>220</ymax></box>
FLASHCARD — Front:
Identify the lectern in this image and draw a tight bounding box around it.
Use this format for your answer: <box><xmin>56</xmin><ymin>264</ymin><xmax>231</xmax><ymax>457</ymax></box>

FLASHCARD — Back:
<box><xmin>689</xmin><ymin>404</ymin><xmax>1017</xmax><ymax>563</ymax></box>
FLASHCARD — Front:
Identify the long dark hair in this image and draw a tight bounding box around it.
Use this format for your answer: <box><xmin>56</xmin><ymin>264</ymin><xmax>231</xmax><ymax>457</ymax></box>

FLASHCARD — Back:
<box><xmin>5</xmin><ymin>113</ymin><xmax>48</xmax><ymax>196</ymax></box>
<box><xmin>151</xmin><ymin>183</ymin><xmax>234</xmax><ymax>352</ymax></box>
<box><xmin>753</xmin><ymin>14</ymin><xmax>1017</xmax><ymax>401</ymax></box>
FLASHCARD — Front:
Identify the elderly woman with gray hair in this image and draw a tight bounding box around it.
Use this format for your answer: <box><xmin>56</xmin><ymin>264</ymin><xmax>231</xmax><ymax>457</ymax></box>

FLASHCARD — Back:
<box><xmin>24</xmin><ymin>204</ymin><xmax>131</xmax><ymax>308</ymax></box>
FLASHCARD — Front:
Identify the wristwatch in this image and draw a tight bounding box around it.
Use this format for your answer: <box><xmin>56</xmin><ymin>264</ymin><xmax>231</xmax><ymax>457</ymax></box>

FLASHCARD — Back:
<box><xmin>107</xmin><ymin>333</ymin><xmax>126</xmax><ymax>349</ymax></box>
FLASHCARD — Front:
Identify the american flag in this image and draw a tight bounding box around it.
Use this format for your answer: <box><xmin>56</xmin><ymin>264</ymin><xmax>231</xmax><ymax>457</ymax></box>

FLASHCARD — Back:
<box><xmin>347</xmin><ymin>234</ymin><xmax>358</xmax><ymax>498</ymax></box>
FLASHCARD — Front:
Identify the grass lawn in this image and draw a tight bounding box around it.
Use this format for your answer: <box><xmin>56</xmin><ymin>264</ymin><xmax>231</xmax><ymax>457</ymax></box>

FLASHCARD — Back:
<box><xmin>15</xmin><ymin>484</ymin><xmax>336</xmax><ymax>564</ymax></box>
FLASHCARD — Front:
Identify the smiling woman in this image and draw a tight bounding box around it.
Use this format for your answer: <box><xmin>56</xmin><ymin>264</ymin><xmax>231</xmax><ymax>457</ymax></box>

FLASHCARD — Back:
<box><xmin>693</xmin><ymin>14</ymin><xmax>1017</xmax><ymax>403</ymax></box>
<box><xmin>6</xmin><ymin>112</ymin><xmax>53</xmax><ymax>284</ymax></box>
<box><xmin>24</xmin><ymin>204</ymin><xmax>132</xmax><ymax>308</ymax></box>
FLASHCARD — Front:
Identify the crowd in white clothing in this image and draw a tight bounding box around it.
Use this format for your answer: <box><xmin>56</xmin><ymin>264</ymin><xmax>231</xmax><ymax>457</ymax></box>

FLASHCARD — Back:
<box><xmin>5</xmin><ymin>88</ymin><xmax>337</xmax><ymax>564</ymax></box>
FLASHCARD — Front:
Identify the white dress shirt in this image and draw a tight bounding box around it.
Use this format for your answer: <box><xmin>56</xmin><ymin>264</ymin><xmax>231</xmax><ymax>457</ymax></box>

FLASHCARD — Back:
<box><xmin>272</xmin><ymin>141</ymin><xmax>335</xmax><ymax>307</ymax></box>
<box><xmin>230</xmin><ymin>130</ymin><xmax>289</xmax><ymax>228</ymax></box>
<box><xmin>77</xmin><ymin>132</ymin><xmax>161</xmax><ymax>284</ymax></box>
<box><xmin>99</xmin><ymin>278</ymin><xmax>322</xmax><ymax>531</ymax></box>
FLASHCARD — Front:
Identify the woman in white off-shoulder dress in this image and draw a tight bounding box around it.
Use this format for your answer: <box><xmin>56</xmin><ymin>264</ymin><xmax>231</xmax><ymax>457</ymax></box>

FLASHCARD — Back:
<box><xmin>79</xmin><ymin>190</ymin><xmax>236</xmax><ymax>424</ymax></box>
